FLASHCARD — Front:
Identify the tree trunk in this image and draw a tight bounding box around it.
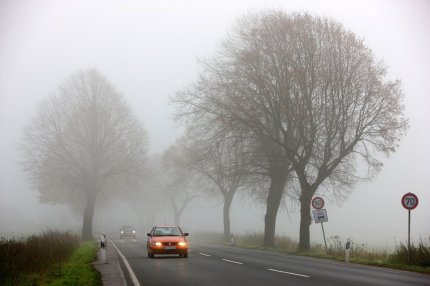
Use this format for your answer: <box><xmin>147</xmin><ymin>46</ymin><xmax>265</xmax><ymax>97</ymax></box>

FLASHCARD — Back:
<box><xmin>223</xmin><ymin>194</ymin><xmax>234</xmax><ymax>242</ymax></box>
<box><xmin>263</xmin><ymin>172</ymin><xmax>288</xmax><ymax>247</ymax></box>
<box><xmin>82</xmin><ymin>191</ymin><xmax>97</xmax><ymax>241</ymax></box>
<box><xmin>174</xmin><ymin>210</ymin><xmax>181</xmax><ymax>226</ymax></box>
<box><xmin>298</xmin><ymin>189</ymin><xmax>313</xmax><ymax>252</ymax></box>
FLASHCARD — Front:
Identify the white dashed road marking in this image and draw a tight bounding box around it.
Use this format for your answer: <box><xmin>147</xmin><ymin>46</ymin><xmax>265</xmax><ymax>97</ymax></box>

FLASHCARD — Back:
<box><xmin>267</xmin><ymin>268</ymin><xmax>309</xmax><ymax>278</ymax></box>
<box><xmin>221</xmin><ymin>259</ymin><xmax>243</xmax><ymax>265</ymax></box>
<box><xmin>198</xmin><ymin>252</ymin><xmax>308</xmax><ymax>277</ymax></box>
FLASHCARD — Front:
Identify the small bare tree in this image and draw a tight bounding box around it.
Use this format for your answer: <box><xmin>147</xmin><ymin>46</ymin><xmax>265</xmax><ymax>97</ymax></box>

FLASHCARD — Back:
<box><xmin>166</xmin><ymin>131</ymin><xmax>252</xmax><ymax>242</ymax></box>
<box><xmin>161</xmin><ymin>148</ymin><xmax>204</xmax><ymax>226</ymax></box>
<box><xmin>21</xmin><ymin>69</ymin><xmax>148</xmax><ymax>240</ymax></box>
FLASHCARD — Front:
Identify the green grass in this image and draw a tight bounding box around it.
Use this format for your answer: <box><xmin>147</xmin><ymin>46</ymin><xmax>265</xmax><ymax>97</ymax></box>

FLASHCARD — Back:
<box><xmin>47</xmin><ymin>241</ymin><xmax>101</xmax><ymax>286</ymax></box>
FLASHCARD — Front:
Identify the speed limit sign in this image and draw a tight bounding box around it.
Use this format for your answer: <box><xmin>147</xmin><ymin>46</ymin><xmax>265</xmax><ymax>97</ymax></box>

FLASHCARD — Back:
<box><xmin>402</xmin><ymin>192</ymin><xmax>419</xmax><ymax>210</ymax></box>
<box><xmin>401</xmin><ymin>192</ymin><xmax>419</xmax><ymax>252</ymax></box>
<box><xmin>311</xmin><ymin>196</ymin><xmax>325</xmax><ymax>209</ymax></box>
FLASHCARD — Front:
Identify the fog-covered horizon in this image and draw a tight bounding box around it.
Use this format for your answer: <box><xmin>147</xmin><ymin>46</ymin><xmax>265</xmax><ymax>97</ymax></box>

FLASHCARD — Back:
<box><xmin>1</xmin><ymin>0</ymin><xmax>429</xmax><ymax>249</ymax></box>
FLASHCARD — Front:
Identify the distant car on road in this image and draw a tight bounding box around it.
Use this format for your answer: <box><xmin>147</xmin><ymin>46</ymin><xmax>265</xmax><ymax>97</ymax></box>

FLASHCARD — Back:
<box><xmin>146</xmin><ymin>226</ymin><xmax>189</xmax><ymax>258</ymax></box>
<box><xmin>120</xmin><ymin>225</ymin><xmax>136</xmax><ymax>240</ymax></box>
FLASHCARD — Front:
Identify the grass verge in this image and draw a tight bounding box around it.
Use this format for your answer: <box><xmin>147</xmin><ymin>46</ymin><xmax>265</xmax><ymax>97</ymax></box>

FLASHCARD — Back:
<box><xmin>47</xmin><ymin>241</ymin><xmax>101</xmax><ymax>286</ymax></box>
<box><xmin>225</xmin><ymin>232</ymin><xmax>430</xmax><ymax>275</ymax></box>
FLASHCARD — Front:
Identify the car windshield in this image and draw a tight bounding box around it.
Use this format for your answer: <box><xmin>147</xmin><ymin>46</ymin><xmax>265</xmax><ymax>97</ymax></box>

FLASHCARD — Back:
<box><xmin>153</xmin><ymin>227</ymin><xmax>182</xmax><ymax>236</ymax></box>
<box><xmin>121</xmin><ymin>226</ymin><xmax>135</xmax><ymax>231</ymax></box>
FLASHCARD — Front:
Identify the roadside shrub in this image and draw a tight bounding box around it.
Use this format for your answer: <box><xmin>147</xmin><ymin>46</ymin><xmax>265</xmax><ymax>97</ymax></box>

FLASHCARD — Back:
<box><xmin>325</xmin><ymin>235</ymin><xmax>390</xmax><ymax>263</ymax></box>
<box><xmin>190</xmin><ymin>231</ymin><xmax>224</xmax><ymax>243</ymax></box>
<box><xmin>391</xmin><ymin>239</ymin><xmax>430</xmax><ymax>267</ymax></box>
<box><xmin>0</xmin><ymin>230</ymin><xmax>80</xmax><ymax>285</ymax></box>
<box><xmin>327</xmin><ymin>235</ymin><xmax>345</xmax><ymax>257</ymax></box>
<box><xmin>236</xmin><ymin>231</ymin><xmax>264</xmax><ymax>247</ymax></box>
<box><xmin>235</xmin><ymin>231</ymin><xmax>299</xmax><ymax>252</ymax></box>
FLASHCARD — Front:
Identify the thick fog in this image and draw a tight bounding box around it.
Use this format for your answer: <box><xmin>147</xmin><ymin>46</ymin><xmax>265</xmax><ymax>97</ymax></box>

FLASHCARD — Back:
<box><xmin>1</xmin><ymin>0</ymin><xmax>429</xmax><ymax>249</ymax></box>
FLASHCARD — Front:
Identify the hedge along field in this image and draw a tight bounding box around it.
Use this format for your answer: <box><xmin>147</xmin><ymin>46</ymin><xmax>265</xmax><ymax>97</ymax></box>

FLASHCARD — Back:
<box><xmin>0</xmin><ymin>230</ymin><xmax>81</xmax><ymax>285</ymax></box>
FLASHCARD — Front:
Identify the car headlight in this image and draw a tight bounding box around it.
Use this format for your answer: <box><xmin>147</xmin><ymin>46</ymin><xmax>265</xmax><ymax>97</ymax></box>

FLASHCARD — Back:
<box><xmin>154</xmin><ymin>241</ymin><xmax>162</xmax><ymax>247</ymax></box>
<box><xmin>121</xmin><ymin>231</ymin><xmax>124</xmax><ymax>234</ymax></box>
<box><xmin>132</xmin><ymin>230</ymin><xmax>136</xmax><ymax>234</ymax></box>
<box><xmin>178</xmin><ymin>241</ymin><xmax>187</xmax><ymax>247</ymax></box>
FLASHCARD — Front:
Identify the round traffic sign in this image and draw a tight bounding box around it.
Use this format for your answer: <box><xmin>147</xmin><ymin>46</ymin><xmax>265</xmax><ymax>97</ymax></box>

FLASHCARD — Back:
<box><xmin>401</xmin><ymin>192</ymin><xmax>419</xmax><ymax>210</ymax></box>
<box><xmin>311</xmin><ymin>196</ymin><xmax>325</xmax><ymax>209</ymax></box>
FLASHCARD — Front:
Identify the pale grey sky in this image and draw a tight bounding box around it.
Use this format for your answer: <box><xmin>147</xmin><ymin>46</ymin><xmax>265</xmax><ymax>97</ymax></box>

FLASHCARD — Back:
<box><xmin>1</xmin><ymin>0</ymin><xmax>429</xmax><ymax>248</ymax></box>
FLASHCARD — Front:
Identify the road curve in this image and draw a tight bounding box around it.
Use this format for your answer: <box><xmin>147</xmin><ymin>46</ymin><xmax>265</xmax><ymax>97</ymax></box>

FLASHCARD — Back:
<box><xmin>114</xmin><ymin>240</ymin><xmax>430</xmax><ymax>286</ymax></box>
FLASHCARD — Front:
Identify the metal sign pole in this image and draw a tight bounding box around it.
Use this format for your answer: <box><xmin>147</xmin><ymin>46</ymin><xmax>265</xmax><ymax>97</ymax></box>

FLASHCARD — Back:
<box><xmin>408</xmin><ymin>209</ymin><xmax>411</xmax><ymax>261</ymax></box>
<box><xmin>321</xmin><ymin>222</ymin><xmax>327</xmax><ymax>251</ymax></box>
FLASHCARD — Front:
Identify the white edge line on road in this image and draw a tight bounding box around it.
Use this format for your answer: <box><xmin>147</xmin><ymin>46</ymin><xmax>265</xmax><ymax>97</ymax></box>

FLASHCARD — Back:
<box><xmin>199</xmin><ymin>253</ymin><xmax>211</xmax><ymax>256</ymax></box>
<box><xmin>268</xmin><ymin>268</ymin><xmax>309</xmax><ymax>278</ymax></box>
<box><xmin>221</xmin><ymin>259</ymin><xmax>243</xmax><ymax>265</ymax></box>
<box><xmin>110</xmin><ymin>239</ymin><xmax>141</xmax><ymax>286</ymax></box>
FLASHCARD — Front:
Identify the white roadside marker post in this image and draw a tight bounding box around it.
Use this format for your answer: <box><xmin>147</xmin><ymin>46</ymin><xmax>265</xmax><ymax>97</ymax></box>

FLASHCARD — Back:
<box><xmin>100</xmin><ymin>232</ymin><xmax>107</xmax><ymax>264</ymax></box>
<box><xmin>345</xmin><ymin>238</ymin><xmax>351</xmax><ymax>264</ymax></box>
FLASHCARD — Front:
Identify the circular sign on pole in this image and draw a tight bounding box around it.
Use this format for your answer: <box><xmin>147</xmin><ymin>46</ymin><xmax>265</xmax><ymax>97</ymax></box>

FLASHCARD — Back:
<box><xmin>312</xmin><ymin>196</ymin><xmax>325</xmax><ymax>209</ymax></box>
<box><xmin>401</xmin><ymin>192</ymin><xmax>419</xmax><ymax>210</ymax></box>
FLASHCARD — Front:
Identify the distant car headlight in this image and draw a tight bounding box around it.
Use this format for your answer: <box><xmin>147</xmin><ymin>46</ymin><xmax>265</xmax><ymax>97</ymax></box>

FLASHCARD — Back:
<box><xmin>121</xmin><ymin>231</ymin><xmax>124</xmax><ymax>234</ymax></box>
<box><xmin>154</xmin><ymin>241</ymin><xmax>162</xmax><ymax>247</ymax></box>
<box><xmin>132</xmin><ymin>230</ymin><xmax>136</xmax><ymax>234</ymax></box>
<box><xmin>178</xmin><ymin>241</ymin><xmax>187</xmax><ymax>247</ymax></box>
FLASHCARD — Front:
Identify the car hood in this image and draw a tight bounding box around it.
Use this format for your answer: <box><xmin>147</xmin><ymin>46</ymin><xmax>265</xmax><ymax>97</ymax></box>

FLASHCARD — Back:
<box><xmin>151</xmin><ymin>236</ymin><xmax>186</xmax><ymax>242</ymax></box>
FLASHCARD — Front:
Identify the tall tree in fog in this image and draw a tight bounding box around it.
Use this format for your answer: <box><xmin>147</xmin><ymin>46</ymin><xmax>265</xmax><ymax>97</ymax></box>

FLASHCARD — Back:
<box><xmin>174</xmin><ymin>23</ymin><xmax>295</xmax><ymax>247</ymax></box>
<box><xmin>175</xmin><ymin>11</ymin><xmax>408</xmax><ymax>250</ymax></box>
<box><xmin>241</xmin><ymin>13</ymin><xmax>408</xmax><ymax>252</ymax></box>
<box><xmin>21</xmin><ymin>69</ymin><xmax>148</xmax><ymax>240</ymax></box>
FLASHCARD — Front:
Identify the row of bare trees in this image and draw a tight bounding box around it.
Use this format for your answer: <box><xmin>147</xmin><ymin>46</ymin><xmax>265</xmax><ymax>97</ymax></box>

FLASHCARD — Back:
<box><xmin>172</xmin><ymin>12</ymin><xmax>408</xmax><ymax>251</ymax></box>
<box><xmin>20</xmin><ymin>12</ymin><xmax>407</xmax><ymax>250</ymax></box>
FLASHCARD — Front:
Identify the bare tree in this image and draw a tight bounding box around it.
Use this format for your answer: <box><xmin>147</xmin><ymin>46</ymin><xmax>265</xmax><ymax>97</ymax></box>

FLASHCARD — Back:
<box><xmin>174</xmin><ymin>29</ymin><xmax>294</xmax><ymax>247</ymax></box>
<box><xmin>174</xmin><ymin>81</ymin><xmax>290</xmax><ymax>246</ymax></box>
<box><xmin>21</xmin><ymin>69</ymin><xmax>148</xmax><ymax>240</ymax></box>
<box><xmin>161</xmin><ymin>148</ymin><xmax>204</xmax><ymax>226</ymax></box>
<box><xmin>136</xmin><ymin>154</ymin><xmax>165</xmax><ymax>230</ymax></box>
<box><xmin>174</xmin><ymin>11</ymin><xmax>408</xmax><ymax>250</ymax></box>
<box><xmin>166</xmin><ymin>132</ymin><xmax>252</xmax><ymax>242</ymax></box>
<box><xmin>246</xmin><ymin>13</ymin><xmax>408</xmax><ymax>252</ymax></box>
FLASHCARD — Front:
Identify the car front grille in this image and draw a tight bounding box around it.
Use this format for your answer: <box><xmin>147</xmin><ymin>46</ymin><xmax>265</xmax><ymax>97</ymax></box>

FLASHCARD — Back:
<box><xmin>162</xmin><ymin>242</ymin><xmax>177</xmax><ymax>246</ymax></box>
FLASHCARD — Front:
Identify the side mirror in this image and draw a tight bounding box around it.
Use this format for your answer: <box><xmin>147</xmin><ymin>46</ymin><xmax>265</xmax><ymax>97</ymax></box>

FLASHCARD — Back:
<box><xmin>184</xmin><ymin>233</ymin><xmax>189</xmax><ymax>236</ymax></box>
<box><xmin>147</xmin><ymin>233</ymin><xmax>151</xmax><ymax>237</ymax></box>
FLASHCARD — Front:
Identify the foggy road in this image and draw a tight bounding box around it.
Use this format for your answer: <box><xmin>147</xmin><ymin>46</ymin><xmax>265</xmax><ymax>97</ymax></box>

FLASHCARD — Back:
<box><xmin>114</xmin><ymin>241</ymin><xmax>430</xmax><ymax>286</ymax></box>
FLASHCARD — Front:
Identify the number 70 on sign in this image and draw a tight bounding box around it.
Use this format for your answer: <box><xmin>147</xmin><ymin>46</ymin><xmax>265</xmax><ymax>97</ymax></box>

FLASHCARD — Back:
<box><xmin>402</xmin><ymin>193</ymin><xmax>419</xmax><ymax>210</ymax></box>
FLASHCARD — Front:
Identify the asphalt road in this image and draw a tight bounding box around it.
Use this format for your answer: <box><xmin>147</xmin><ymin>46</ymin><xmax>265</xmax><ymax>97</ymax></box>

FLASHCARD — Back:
<box><xmin>114</xmin><ymin>240</ymin><xmax>430</xmax><ymax>286</ymax></box>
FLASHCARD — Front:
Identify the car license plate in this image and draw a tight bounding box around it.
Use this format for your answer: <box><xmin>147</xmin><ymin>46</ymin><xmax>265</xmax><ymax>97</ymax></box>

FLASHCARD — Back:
<box><xmin>164</xmin><ymin>246</ymin><xmax>176</xmax><ymax>250</ymax></box>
